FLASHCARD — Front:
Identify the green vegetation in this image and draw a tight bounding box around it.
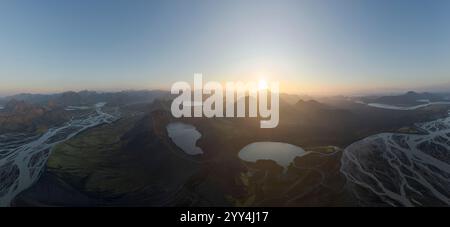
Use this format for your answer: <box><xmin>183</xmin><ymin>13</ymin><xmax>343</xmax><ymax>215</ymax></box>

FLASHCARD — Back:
<box><xmin>16</xmin><ymin>97</ymin><xmax>449</xmax><ymax>206</ymax></box>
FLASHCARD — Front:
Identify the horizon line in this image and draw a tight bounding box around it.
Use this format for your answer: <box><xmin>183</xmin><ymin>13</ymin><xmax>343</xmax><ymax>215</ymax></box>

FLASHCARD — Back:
<box><xmin>1</xmin><ymin>88</ymin><xmax>450</xmax><ymax>99</ymax></box>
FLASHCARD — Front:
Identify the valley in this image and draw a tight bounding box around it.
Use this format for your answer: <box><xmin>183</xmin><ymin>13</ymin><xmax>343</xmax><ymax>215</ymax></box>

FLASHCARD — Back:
<box><xmin>0</xmin><ymin>102</ymin><xmax>119</xmax><ymax>206</ymax></box>
<box><xmin>0</xmin><ymin>90</ymin><xmax>449</xmax><ymax>207</ymax></box>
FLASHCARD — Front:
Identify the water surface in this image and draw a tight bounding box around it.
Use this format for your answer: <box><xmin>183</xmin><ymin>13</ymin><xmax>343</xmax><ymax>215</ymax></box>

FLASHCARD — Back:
<box><xmin>166</xmin><ymin>122</ymin><xmax>203</xmax><ymax>155</ymax></box>
<box><xmin>239</xmin><ymin>142</ymin><xmax>308</xmax><ymax>170</ymax></box>
<box><xmin>0</xmin><ymin>103</ymin><xmax>119</xmax><ymax>206</ymax></box>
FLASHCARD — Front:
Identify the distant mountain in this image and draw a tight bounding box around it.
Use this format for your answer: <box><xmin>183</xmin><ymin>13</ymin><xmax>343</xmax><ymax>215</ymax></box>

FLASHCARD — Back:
<box><xmin>360</xmin><ymin>91</ymin><xmax>446</xmax><ymax>106</ymax></box>
<box><xmin>0</xmin><ymin>93</ymin><xmax>56</xmax><ymax>105</ymax></box>
<box><xmin>10</xmin><ymin>91</ymin><xmax>450</xmax><ymax>207</ymax></box>
<box><xmin>2</xmin><ymin>90</ymin><xmax>169</xmax><ymax>107</ymax></box>
<box><xmin>279</xmin><ymin>93</ymin><xmax>312</xmax><ymax>105</ymax></box>
<box><xmin>0</xmin><ymin>99</ymin><xmax>69</xmax><ymax>134</ymax></box>
<box><xmin>294</xmin><ymin>99</ymin><xmax>330</xmax><ymax>110</ymax></box>
<box><xmin>3</xmin><ymin>99</ymin><xmax>40</xmax><ymax>113</ymax></box>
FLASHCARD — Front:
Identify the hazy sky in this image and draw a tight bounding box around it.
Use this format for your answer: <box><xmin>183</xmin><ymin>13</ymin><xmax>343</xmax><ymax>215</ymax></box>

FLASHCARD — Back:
<box><xmin>1</xmin><ymin>0</ymin><xmax>450</xmax><ymax>96</ymax></box>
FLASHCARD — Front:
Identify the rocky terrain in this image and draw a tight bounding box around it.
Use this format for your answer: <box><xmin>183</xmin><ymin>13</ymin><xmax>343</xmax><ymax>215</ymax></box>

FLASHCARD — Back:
<box><xmin>1</xmin><ymin>91</ymin><xmax>448</xmax><ymax>207</ymax></box>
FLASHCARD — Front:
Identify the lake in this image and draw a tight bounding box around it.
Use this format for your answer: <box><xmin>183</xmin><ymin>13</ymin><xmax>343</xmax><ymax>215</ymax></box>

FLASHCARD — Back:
<box><xmin>166</xmin><ymin>122</ymin><xmax>203</xmax><ymax>155</ymax></box>
<box><xmin>238</xmin><ymin>142</ymin><xmax>309</xmax><ymax>171</ymax></box>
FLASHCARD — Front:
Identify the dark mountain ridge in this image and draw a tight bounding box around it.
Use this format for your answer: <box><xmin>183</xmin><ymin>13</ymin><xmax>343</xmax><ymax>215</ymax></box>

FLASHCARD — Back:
<box><xmin>0</xmin><ymin>90</ymin><xmax>169</xmax><ymax>107</ymax></box>
<box><xmin>360</xmin><ymin>91</ymin><xmax>446</xmax><ymax>106</ymax></box>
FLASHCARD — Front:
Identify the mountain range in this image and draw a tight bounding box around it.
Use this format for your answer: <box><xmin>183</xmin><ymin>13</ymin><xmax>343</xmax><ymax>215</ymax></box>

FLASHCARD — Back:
<box><xmin>0</xmin><ymin>89</ymin><xmax>449</xmax><ymax>207</ymax></box>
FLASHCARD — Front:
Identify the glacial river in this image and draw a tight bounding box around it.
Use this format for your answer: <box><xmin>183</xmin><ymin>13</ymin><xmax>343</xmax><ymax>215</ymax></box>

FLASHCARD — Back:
<box><xmin>0</xmin><ymin>103</ymin><xmax>119</xmax><ymax>206</ymax></box>
<box><xmin>341</xmin><ymin>110</ymin><xmax>450</xmax><ymax>206</ymax></box>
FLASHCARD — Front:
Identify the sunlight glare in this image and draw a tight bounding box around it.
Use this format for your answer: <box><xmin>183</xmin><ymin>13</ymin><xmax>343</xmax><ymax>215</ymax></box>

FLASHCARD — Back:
<box><xmin>258</xmin><ymin>79</ymin><xmax>268</xmax><ymax>90</ymax></box>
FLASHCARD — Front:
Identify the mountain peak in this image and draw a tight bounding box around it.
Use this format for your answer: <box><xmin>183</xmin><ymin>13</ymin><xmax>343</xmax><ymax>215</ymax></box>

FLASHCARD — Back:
<box><xmin>5</xmin><ymin>99</ymin><xmax>31</xmax><ymax>112</ymax></box>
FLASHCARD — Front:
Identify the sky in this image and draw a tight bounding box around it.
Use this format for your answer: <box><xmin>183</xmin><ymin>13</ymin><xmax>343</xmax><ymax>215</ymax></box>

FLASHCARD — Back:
<box><xmin>0</xmin><ymin>0</ymin><xmax>450</xmax><ymax>96</ymax></box>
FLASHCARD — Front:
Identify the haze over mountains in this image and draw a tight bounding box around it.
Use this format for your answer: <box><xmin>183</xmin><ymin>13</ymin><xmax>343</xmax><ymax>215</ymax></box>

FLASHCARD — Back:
<box><xmin>0</xmin><ymin>88</ymin><xmax>449</xmax><ymax>207</ymax></box>
<box><xmin>0</xmin><ymin>90</ymin><xmax>169</xmax><ymax>107</ymax></box>
<box><xmin>0</xmin><ymin>89</ymin><xmax>449</xmax><ymax>141</ymax></box>
<box><xmin>359</xmin><ymin>91</ymin><xmax>450</xmax><ymax>106</ymax></box>
<box><xmin>2</xmin><ymin>89</ymin><xmax>448</xmax><ymax>105</ymax></box>
<box><xmin>2</xmin><ymin>0</ymin><xmax>450</xmax><ymax>209</ymax></box>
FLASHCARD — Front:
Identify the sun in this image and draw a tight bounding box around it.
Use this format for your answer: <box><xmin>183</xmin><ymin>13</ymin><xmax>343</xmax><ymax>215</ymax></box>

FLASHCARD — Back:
<box><xmin>258</xmin><ymin>79</ymin><xmax>268</xmax><ymax>90</ymax></box>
